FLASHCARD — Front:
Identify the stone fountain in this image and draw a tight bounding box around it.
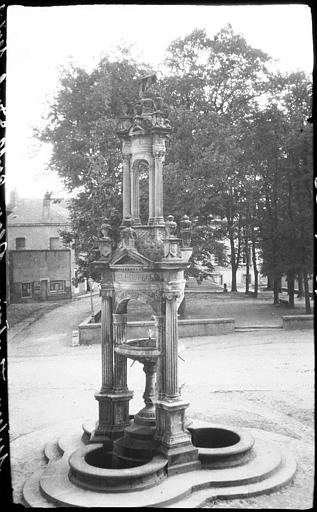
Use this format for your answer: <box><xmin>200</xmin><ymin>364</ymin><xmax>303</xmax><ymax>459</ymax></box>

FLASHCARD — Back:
<box><xmin>22</xmin><ymin>73</ymin><xmax>296</xmax><ymax>508</ymax></box>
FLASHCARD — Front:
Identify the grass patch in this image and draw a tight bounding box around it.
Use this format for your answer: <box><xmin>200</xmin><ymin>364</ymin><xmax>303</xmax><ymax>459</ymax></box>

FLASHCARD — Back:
<box><xmin>7</xmin><ymin>302</ymin><xmax>65</xmax><ymax>328</ymax></box>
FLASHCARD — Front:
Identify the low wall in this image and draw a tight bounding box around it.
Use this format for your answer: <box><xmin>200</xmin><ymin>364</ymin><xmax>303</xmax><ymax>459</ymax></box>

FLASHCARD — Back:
<box><xmin>78</xmin><ymin>317</ymin><xmax>235</xmax><ymax>345</ymax></box>
<box><xmin>282</xmin><ymin>314</ymin><xmax>314</xmax><ymax>330</ymax></box>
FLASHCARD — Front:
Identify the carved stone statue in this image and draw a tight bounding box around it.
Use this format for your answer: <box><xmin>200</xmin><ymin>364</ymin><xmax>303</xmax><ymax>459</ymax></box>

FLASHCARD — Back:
<box><xmin>165</xmin><ymin>214</ymin><xmax>177</xmax><ymax>238</ymax></box>
<box><xmin>180</xmin><ymin>214</ymin><xmax>192</xmax><ymax>248</ymax></box>
<box><xmin>98</xmin><ymin>218</ymin><xmax>113</xmax><ymax>259</ymax></box>
<box><xmin>138</xmin><ymin>72</ymin><xmax>157</xmax><ymax>98</ymax></box>
<box><xmin>119</xmin><ymin>217</ymin><xmax>136</xmax><ymax>249</ymax></box>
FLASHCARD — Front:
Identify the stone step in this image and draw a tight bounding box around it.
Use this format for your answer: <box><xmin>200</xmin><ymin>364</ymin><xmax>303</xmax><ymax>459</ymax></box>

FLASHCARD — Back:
<box><xmin>235</xmin><ymin>325</ymin><xmax>283</xmax><ymax>332</ymax></box>
<box><xmin>167</xmin><ymin>459</ymin><xmax>202</xmax><ymax>476</ymax></box>
<box><xmin>22</xmin><ymin>469</ymin><xmax>56</xmax><ymax>508</ymax></box>
<box><xmin>164</xmin><ymin>453</ymin><xmax>296</xmax><ymax>508</ymax></box>
<box><xmin>113</xmin><ymin>436</ymin><xmax>157</xmax><ymax>460</ymax></box>
<box><xmin>43</xmin><ymin>439</ymin><xmax>62</xmax><ymax>463</ymax></box>
<box><xmin>124</xmin><ymin>423</ymin><xmax>156</xmax><ymax>441</ymax></box>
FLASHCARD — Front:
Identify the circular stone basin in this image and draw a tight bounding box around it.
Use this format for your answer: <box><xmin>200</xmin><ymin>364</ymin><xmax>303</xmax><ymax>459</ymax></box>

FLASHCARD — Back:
<box><xmin>85</xmin><ymin>447</ymin><xmax>149</xmax><ymax>469</ymax></box>
<box><xmin>188</xmin><ymin>425</ymin><xmax>255</xmax><ymax>468</ymax></box>
<box><xmin>115</xmin><ymin>338</ymin><xmax>160</xmax><ymax>363</ymax></box>
<box><xmin>191</xmin><ymin>427</ymin><xmax>240</xmax><ymax>448</ymax></box>
<box><xmin>68</xmin><ymin>444</ymin><xmax>168</xmax><ymax>492</ymax></box>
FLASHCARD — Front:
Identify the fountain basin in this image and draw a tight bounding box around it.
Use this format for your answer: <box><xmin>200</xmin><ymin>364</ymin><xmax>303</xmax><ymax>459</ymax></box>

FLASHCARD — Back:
<box><xmin>188</xmin><ymin>425</ymin><xmax>255</xmax><ymax>468</ymax></box>
<box><xmin>115</xmin><ymin>338</ymin><xmax>160</xmax><ymax>363</ymax></box>
<box><xmin>68</xmin><ymin>443</ymin><xmax>167</xmax><ymax>492</ymax></box>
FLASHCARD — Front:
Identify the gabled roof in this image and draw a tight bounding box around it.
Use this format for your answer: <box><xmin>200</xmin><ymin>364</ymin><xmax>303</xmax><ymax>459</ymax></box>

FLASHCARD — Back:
<box><xmin>110</xmin><ymin>247</ymin><xmax>153</xmax><ymax>267</ymax></box>
<box><xmin>7</xmin><ymin>197</ymin><xmax>70</xmax><ymax>225</ymax></box>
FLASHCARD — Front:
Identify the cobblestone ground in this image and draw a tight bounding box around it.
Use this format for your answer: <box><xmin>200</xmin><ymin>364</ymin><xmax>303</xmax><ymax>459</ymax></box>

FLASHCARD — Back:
<box><xmin>7</xmin><ymin>293</ymin><xmax>314</xmax><ymax>508</ymax></box>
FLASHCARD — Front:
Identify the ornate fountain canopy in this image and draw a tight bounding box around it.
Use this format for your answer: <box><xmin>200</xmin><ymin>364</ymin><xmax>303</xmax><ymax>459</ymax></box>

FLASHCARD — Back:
<box><xmin>117</xmin><ymin>73</ymin><xmax>171</xmax><ymax>138</ymax></box>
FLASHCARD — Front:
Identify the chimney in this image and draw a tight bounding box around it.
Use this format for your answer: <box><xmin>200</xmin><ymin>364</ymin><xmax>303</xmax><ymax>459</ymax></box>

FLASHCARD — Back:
<box><xmin>43</xmin><ymin>191</ymin><xmax>51</xmax><ymax>220</ymax></box>
<box><xmin>8</xmin><ymin>187</ymin><xmax>18</xmax><ymax>209</ymax></box>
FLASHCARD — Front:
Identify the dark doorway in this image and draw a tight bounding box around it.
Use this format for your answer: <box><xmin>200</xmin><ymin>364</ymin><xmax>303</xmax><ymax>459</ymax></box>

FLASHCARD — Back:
<box><xmin>40</xmin><ymin>280</ymin><xmax>48</xmax><ymax>301</ymax></box>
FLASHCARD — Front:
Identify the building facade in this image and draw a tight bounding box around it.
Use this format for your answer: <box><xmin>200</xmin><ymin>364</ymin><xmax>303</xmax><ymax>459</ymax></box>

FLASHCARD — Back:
<box><xmin>9</xmin><ymin>249</ymin><xmax>72</xmax><ymax>302</ymax></box>
<box><xmin>7</xmin><ymin>192</ymin><xmax>82</xmax><ymax>302</ymax></box>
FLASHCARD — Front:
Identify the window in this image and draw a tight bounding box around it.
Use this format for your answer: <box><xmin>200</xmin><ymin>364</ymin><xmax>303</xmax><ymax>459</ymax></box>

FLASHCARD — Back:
<box><xmin>49</xmin><ymin>280</ymin><xmax>65</xmax><ymax>293</ymax></box>
<box><xmin>49</xmin><ymin>237</ymin><xmax>60</xmax><ymax>250</ymax></box>
<box><xmin>21</xmin><ymin>282</ymin><xmax>32</xmax><ymax>298</ymax></box>
<box><xmin>16</xmin><ymin>237</ymin><xmax>26</xmax><ymax>249</ymax></box>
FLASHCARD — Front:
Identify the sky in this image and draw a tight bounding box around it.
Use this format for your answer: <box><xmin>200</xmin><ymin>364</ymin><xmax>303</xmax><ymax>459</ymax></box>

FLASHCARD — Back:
<box><xmin>6</xmin><ymin>3</ymin><xmax>313</xmax><ymax>200</ymax></box>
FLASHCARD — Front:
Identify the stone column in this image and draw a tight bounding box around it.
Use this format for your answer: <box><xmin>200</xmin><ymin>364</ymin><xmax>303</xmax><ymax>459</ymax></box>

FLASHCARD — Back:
<box><xmin>100</xmin><ymin>283</ymin><xmax>114</xmax><ymax>391</ymax></box>
<box><xmin>113</xmin><ymin>313</ymin><xmax>128</xmax><ymax>393</ymax></box>
<box><xmin>122</xmin><ymin>155</ymin><xmax>131</xmax><ymax>220</ymax></box>
<box><xmin>155</xmin><ymin>290</ymin><xmax>199</xmax><ymax>473</ymax></box>
<box><xmin>154</xmin><ymin>314</ymin><xmax>166</xmax><ymax>400</ymax></box>
<box><xmin>153</xmin><ymin>151</ymin><xmax>165</xmax><ymax>225</ymax></box>
<box><xmin>148</xmin><ymin>159</ymin><xmax>155</xmax><ymax>225</ymax></box>
<box><xmin>131</xmin><ymin>163</ymin><xmax>141</xmax><ymax>225</ymax></box>
<box><xmin>91</xmin><ymin>282</ymin><xmax>114</xmax><ymax>443</ymax></box>
<box><xmin>91</xmin><ymin>287</ymin><xmax>133</xmax><ymax>445</ymax></box>
<box><xmin>163</xmin><ymin>291</ymin><xmax>180</xmax><ymax>399</ymax></box>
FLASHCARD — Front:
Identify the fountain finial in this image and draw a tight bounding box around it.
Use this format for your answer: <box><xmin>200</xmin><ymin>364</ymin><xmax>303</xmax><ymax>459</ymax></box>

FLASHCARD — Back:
<box><xmin>138</xmin><ymin>72</ymin><xmax>157</xmax><ymax>98</ymax></box>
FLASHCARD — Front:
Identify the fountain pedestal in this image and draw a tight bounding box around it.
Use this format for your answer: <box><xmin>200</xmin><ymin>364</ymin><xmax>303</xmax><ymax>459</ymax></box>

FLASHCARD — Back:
<box><xmin>115</xmin><ymin>338</ymin><xmax>160</xmax><ymax>427</ymax></box>
<box><xmin>135</xmin><ymin>360</ymin><xmax>157</xmax><ymax>426</ymax></box>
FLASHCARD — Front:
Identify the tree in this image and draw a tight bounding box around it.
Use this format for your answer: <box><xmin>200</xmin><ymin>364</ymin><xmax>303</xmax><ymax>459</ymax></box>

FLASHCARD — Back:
<box><xmin>247</xmin><ymin>70</ymin><xmax>312</xmax><ymax>308</ymax></box>
<box><xmin>37</xmin><ymin>54</ymin><xmax>150</xmax><ymax>280</ymax></box>
<box><xmin>38</xmin><ymin>30</ymin><xmax>313</xmax><ymax>303</ymax></box>
<box><xmin>160</xmin><ymin>26</ymin><xmax>273</xmax><ymax>290</ymax></box>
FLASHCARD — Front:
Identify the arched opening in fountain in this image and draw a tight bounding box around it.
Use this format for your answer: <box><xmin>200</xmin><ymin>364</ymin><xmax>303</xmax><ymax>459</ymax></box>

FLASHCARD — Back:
<box><xmin>137</xmin><ymin>160</ymin><xmax>150</xmax><ymax>225</ymax></box>
<box><xmin>116</xmin><ymin>296</ymin><xmax>160</xmax><ymax>429</ymax></box>
<box><xmin>131</xmin><ymin>158</ymin><xmax>152</xmax><ymax>226</ymax></box>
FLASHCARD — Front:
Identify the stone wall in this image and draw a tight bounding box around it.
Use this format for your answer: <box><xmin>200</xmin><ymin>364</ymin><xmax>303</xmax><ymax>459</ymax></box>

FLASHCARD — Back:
<box><xmin>78</xmin><ymin>317</ymin><xmax>235</xmax><ymax>345</ymax></box>
<box><xmin>282</xmin><ymin>315</ymin><xmax>314</xmax><ymax>330</ymax></box>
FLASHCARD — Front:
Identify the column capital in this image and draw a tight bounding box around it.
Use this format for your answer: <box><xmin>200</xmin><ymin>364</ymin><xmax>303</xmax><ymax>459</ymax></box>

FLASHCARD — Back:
<box><xmin>163</xmin><ymin>290</ymin><xmax>181</xmax><ymax>301</ymax></box>
<box><xmin>153</xmin><ymin>150</ymin><xmax>165</xmax><ymax>159</ymax></box>
<box><xmin>122</xmin><ymin>153</ymin><xmax>131</xmax><ymax>164</ymax></box>
<box><xmin>100</xmin><ymin>284</ymin><xmax>114</xmax><ymax>298</ymax></box>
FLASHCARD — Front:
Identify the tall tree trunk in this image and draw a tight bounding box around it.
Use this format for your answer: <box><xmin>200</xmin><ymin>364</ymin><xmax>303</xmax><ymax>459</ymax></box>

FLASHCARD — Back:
<box><xmin>273</xmin><ymin>277</ymin><xmax>280</xmax><ymax>304</ymax></box>
<box><xmin>245</xmin><ymin>262</ymin><xmax>250</xmax><ymax>294</ymax></box>
<box><xmin>244</xmin><ymin>239</ymin><xmax>250</xmax><ymax>295</ymax></box>
<box><xmin>227</xmin><ymin>211</ymin><xmax>241</xmax><ymax>293</ymax></box>
<box><xmin>266</xmin><ymin>274</ymin><xmax>273</xmax><ymax>290</ymax></box>
<box><xmin>303</xmin><ymin>271</ymin><xmax>311</xmax><ymax>314</ymax></box>
<box><xmin>231</xmin><ymin>265</ymin><xmax>237</xmax><ymax>292</ymax></box>
<box><xmin>251</xmin><ymin>227</ymin><xmax>258</xmax><ymax>298</ymax></box>
<box><xmin>297</xmin><ymin>272</ymin><xmax>304</xmax><ymax>298</ymax></box>
<box><xmin>288</xmin><ymin>273</ymin><xmax>295</xmax><ymax>308</ymax></box>
<box><xmin>229</xmin><ymin>237</ymin><xmax>238</xmax><ymax>292</ymax></box>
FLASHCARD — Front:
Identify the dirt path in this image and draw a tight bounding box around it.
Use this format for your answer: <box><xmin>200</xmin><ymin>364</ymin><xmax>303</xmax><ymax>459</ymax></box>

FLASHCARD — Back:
<box><xmin>8</xmin><ymin>294</ymin><xmax>100</xmax><ymax>357</ymax></box>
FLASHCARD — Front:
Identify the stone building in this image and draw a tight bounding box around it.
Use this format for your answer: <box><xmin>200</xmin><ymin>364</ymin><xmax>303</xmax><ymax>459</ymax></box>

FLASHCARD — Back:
<box><xmin>7</xmin><ymin>192</ymin><xmax>81</xmax><ymax>302</ymax></box>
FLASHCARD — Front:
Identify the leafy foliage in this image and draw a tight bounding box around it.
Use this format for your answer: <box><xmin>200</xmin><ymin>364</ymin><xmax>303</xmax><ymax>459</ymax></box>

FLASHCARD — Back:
<box><xmin>38</xmin><ymin>28</ymin><xmax>313</xmax><ymax>303</ymax></box>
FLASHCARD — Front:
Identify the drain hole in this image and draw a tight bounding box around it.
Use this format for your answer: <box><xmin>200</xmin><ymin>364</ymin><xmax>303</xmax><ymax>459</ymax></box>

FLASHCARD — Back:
<box><xmin>85</xmin><ymin>448</ymin><xmax>150</xmax><ymax>469</ymax></box>
<box><xmin>189</xmin><ymin>428</ymin><xmax>240</xmax><ymax>448</ymax></box>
